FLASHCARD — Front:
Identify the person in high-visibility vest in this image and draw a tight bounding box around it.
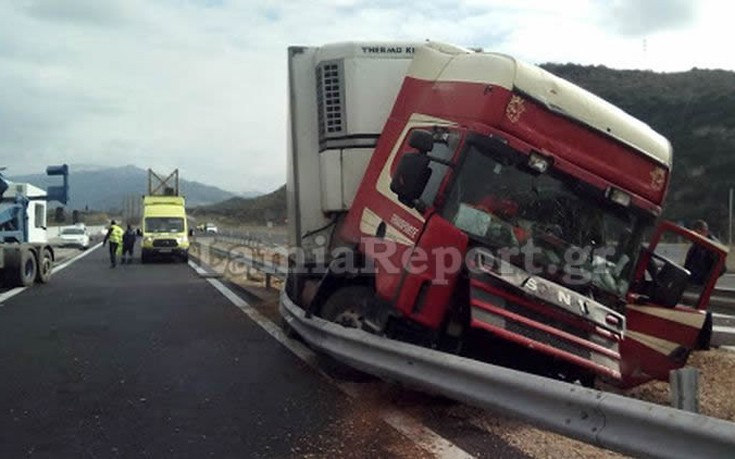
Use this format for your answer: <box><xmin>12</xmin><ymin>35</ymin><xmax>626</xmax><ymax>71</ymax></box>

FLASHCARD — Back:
<box><xmin>102</xmin><ymin>220</ymin><xmax>125</xmax><ymax>268</ymax></box>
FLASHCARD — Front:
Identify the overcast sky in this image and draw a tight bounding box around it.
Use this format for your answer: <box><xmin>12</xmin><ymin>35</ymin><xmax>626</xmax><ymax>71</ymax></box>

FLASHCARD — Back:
<box><xmin>0</xmin><ymin>0</ymin><xmax>731</xmax><ymax>194</ymax></box>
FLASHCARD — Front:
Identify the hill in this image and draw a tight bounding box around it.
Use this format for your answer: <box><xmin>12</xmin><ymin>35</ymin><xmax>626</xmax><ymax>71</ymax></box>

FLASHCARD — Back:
<box><xmin>190</xmin><ymin>185</ymin><xmax>286</xmax><ymax>225</ymax></box>
<box><xmin>541</xmin><ymin>64</ymin><xmax>735</xmax><ymax>235</ymax></box>
<box><xmin>10</xmin><ymin>165</ymin><xmax>241</xmax><ymax>211</ymax></box>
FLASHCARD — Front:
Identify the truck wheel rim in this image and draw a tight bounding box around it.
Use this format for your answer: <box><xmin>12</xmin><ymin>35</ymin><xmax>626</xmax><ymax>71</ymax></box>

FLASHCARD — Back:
<box><xmin>24</xmin><ymin>259</ymin><xmax>35</xmax><ymax>279</ymax></box>
<box><xmin>333</xmin><ymin>309</ymin><xmax>364</xmax><ymax>328</ymax></box>
<box><xmin>41</xmin><ymin>257</ymin><xmax>51</xmax><ymax>275</ymax></box>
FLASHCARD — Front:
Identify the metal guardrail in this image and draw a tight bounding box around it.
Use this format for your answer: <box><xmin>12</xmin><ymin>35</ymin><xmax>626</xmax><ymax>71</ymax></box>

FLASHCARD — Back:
<box><xmin>209</xmin><ymin>245</ymin><xmax>287</xmax><ymax>278</ymax></box>
<box><xmin>279</xmin><ymin>290</ymin><xmax>735</xmax><ymax>459</ymax></box>
<box><xmin>707</xmin><ymin>288</ymin><xmax>735</xmax><ymax>346</ymax></box>
<box><xmin>190</xmin><ymin>241</ymin><xmax>286</xmax><ymax>288</ymax></box>
<box><xmin>710</xmin><ymin>286</ymin><xmax>735</xmax><ymax>314</ymax></box>
<box><xmin>211</xmin><ymin>230</ymin><xmax>288</xmax><ymax>254</ymax></box>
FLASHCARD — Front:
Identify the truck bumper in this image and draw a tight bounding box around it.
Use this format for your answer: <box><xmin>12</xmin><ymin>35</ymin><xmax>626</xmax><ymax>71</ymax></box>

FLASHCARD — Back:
<box><xmin>142</xmin><ymin>247</ymin><xmax>189</xmax><ymax>259</ymax></box>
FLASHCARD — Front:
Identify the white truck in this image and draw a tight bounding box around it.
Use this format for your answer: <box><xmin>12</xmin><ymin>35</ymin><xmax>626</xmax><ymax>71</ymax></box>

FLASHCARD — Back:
<box><xmin>0</xmin><ymin>165</ymin><xmax>69</xmax><ymax>287</ymax></box>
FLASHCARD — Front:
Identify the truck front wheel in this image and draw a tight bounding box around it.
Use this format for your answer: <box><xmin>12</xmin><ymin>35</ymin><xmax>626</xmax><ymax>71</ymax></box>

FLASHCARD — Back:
<box><xmin>318</xmin><ymin>284</ymin><xmax>375</xmax><ymax>381</ymax></box>
<box><xmin>320</xmin><ymin>285</ymin><xmax>371</xmax><ymax>329</ymax></box>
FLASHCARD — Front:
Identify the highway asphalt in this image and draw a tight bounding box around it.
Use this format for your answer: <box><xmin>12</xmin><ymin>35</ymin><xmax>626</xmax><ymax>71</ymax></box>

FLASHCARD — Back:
<box><xmin>0</xmin><ymin>244</ymin><xmax>531</xmax><ymax>458</ymax></box>
<box><xmin>0</xmin><ymin>245</ymin><xmax>456</xmax><ymax>458</ymax></box>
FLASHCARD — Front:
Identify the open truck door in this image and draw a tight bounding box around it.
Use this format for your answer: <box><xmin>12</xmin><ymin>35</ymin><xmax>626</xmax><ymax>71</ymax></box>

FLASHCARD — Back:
<box><xmin>621</xmin><ymin>220</ymin><xmax>728</xmax><ymax>388</ymax></box>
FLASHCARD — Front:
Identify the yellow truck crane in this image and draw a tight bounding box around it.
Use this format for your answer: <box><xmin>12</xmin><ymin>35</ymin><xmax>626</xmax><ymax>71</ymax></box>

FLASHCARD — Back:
<box><xmin>140</xmin><ymin>169</ymin><xmax>189</xmax><ymax>263</ymax></box>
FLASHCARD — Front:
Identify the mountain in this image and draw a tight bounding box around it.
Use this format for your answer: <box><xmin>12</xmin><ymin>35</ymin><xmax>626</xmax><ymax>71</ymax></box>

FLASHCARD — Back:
<box><xmin>541</xmin><ymin>64</ymin><xmax>735</xmax><ymax>235</ymax></box>
<box><xmin>190</xmin><ymin>185</ymin><xmax>286</xmax><ymax>225</ymax></box>
<box><xmin>9</xmin><ymin>165</ymin><xmax>238</xmax><ymax>211</ymax></box>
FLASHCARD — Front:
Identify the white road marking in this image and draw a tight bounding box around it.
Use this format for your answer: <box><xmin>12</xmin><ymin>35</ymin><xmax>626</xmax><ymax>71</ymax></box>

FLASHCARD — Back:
<box><xmin>52</xmin><ymin>242</ymin><xmax>103</xmax><ymax>274</ymax></box>
<box><xmin>190</xmin><ymin>260</ymin><xmax>474</xmax><ymax>459</ymax></box>
<box><xmin>0</xmin><ymin>243</ymin><xmax>102</xmax><ymax>305</ymax></box>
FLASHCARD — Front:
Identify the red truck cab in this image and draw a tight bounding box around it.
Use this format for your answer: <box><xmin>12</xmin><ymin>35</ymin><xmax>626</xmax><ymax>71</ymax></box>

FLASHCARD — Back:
<box><xmin>285</xmin><ymin>42</ymin><xmax>727</xmax><ymax>388</ymax></box>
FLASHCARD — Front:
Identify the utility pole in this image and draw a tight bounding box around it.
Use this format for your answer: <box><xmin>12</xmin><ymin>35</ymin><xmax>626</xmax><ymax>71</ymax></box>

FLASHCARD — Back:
<box><xmin>729</xmin><ymin>187</ymin><xmax>733</xmax><ymax>246</ymax></box>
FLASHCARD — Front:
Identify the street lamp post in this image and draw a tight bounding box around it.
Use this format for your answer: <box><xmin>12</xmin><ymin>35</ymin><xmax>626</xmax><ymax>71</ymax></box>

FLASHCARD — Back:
<box><xmin>729</xmin><ymin>187</ymin><xmax>733</xmax><ymax>246</ymax></box>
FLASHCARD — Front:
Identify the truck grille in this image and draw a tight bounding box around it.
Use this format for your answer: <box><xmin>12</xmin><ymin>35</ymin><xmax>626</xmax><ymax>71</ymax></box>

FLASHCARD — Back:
<box><xmin>469</xmin><ymin>276</ymin><xmax>621</xmax><ymax>377</ymax></box>
<box><xmin>507</xmin><ymin>321</ymin><xmax>591</xmax><ymax>360</ymax></box>
<box><xmin>505</xmin><ymin>301</ymin><xmax>589</xmax><ymax>341</ymax></box>
<box><xmin>153</xmin><ymin>239</ymin><xmax>177</xmax><ymax>248</ymax></box>
<box><xmin>473</xmin><ymin>287</ymin><xmax>594</xmax><ymax>360</ymax></box>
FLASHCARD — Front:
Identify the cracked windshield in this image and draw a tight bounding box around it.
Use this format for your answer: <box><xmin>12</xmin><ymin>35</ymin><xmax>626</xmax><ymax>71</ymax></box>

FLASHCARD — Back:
<box><xmin>443</xmin><ymin>141</ymin><xmax>645</xmax><ymax>297</ymax></box>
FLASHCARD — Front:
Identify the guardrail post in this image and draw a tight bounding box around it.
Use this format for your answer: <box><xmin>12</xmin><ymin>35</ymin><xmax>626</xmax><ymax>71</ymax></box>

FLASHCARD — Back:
<box><xmin>670</xmin><ymin>367</ymin><xmax>699</xmax><ymax>413</ymax></box>
<box><xmin>196</xmin><ymin>241</ymin><xmax>208</xmax><ymax>263</ymax></box>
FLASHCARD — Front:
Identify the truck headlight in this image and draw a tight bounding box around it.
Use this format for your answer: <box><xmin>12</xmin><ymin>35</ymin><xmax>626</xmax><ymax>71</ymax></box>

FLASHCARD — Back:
<box><xmin>528</xmin><ymin>151</ymin><xmax>552</xmax><ymax>173</ymax></box>
<box><xmin>605</xmin><ymin>187</ymin><xmax>631</xmax><ymax>207</ymax></box>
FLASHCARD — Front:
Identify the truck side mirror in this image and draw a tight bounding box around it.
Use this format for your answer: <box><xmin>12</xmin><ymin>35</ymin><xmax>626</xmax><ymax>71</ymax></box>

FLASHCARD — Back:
<box><xmin>408</xmin><ymin>130</ymin><xmax>434</xmax><ymax>152</ymax></box>
<box><xmin>390</xmin><ymin>152</ymin><xmax>432</xmax><ymax>208</ymax></box>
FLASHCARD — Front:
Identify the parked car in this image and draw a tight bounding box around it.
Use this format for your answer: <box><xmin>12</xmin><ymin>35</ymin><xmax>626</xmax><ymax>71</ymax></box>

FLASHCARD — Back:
<box><xmin>204</xmin><ymin>223</ymin><xmax>218</xmax><ymax>234</ymax></box>
<box><xmin>59</xmin><ymin>225</ymin><xmax>90</xmax><ymax>250</ymax></box>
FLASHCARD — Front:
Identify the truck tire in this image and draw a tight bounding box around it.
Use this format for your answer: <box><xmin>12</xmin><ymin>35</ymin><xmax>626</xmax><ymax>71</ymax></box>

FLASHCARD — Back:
<box><xmin>318</xmin><ymin>285</ymin><xmax>375</xmax><ymax>382</ymax></box>
<box><xmin>36</xmin><ymin>248</ymin><xmax>53</xmax><ymax>284</ymax></box>
<box><xmin>320</xmin><ymin>285</ymin><xmax>372</xmax><ymax>329</ymax></box>
<box><xmin>4</xmin><ymin>247</ymin><xmax>38</xmax><ymax>287</ymax></box>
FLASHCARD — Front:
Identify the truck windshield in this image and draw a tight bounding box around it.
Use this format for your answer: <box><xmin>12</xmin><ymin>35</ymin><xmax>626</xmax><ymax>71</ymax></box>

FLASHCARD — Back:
<box><xmin>442</xmin><ymin>139</ymin><xmax>647</xmax><ymax>298</ymax></box>
<box><xmin>145</xmin><ymin>217</ymin><xmax>185</xmax><ymax>233</ymax></box>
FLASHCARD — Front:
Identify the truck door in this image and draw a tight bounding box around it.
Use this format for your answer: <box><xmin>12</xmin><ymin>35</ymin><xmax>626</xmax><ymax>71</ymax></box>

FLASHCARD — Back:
<box><xmin>393</xmin><ymin>215</ymin><xmax>468</xmax><ymax>329</ymax></box>
<box><xmin>622</xmin><ymin>220</ymin><xmax>727</xmax><ymax>386</ymax></box>
<box><xmin>388</xmin><ymin>128</ymin><xmax>467</xmax><ymax>330</ymax></box>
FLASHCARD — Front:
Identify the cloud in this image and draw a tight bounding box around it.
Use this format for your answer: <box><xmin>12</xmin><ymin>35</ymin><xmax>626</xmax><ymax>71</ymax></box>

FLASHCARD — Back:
<box><xmin>19</xmin><ymin>0</ymin><xmax>133</xmax><ymax>26</ymax></box>
<box><xmin>596</xmin><ymin>0</ymin><xmax>699</xmax><ymax>36</ymax></box>
<box><xmin>0</xmin><ymin>0</ymin><xmax>731</xmax><ymax>196</ymax></box>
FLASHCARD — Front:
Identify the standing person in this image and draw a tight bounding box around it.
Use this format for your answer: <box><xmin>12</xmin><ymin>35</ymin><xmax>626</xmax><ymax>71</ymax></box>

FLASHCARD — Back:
<box><xmin>122</xmin><ymin>224</ymin><xmax>137</xmax><ymax>264</ymax></box>
<box><xmin>102</xmin><ymin>220</ymin><xmax>124</xmax><ymax>268</ymax></box>
<box><xmin>684</xmin><ymin>220</ymin><xmax>724</xmax><ymax>285</ymax></box>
